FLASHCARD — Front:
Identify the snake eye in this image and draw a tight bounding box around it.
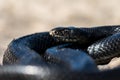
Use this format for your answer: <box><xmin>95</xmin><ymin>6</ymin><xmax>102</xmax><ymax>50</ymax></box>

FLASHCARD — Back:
<box><xmin>54</xmin><ymin>30</ymin><xmax>58</xmax><ymax>34</ymax></box>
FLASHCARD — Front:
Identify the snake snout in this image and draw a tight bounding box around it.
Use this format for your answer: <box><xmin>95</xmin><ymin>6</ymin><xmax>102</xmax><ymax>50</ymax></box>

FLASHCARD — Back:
<box><xmin>50</xmin><ymin>27</ymin><xmax>74</xmax><ymax>38</ymax></box>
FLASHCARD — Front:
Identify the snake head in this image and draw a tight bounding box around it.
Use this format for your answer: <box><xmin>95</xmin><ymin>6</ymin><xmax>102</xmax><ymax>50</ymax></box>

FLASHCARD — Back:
<box><xmin>50</xmin><ymin>27</ymin><xmax>88</xmax><ymax>43</ymax></box>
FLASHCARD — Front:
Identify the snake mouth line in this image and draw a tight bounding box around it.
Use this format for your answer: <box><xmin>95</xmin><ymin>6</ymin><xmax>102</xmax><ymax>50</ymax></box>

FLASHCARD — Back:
<box><xmin>54</xmin><ymin>35</ymin><xmax>79</xmax><ymax>42</ymax></box>
<box><xmin>50</xmin><ymin>31</ymin><xmax>78</xmax><ymax>42</ymax></box>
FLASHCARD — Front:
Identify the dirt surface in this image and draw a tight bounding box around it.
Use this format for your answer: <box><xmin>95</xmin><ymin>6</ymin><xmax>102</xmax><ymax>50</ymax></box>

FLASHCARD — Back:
<box><xmin>0</xmin><ymin>0</ymin><xmax>120</xmax><ymax>69</ymax></box>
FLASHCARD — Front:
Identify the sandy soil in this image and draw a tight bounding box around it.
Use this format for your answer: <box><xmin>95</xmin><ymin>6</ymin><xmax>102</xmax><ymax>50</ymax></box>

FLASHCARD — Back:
<box><xmin>0</xmin><ymin>0</ymin><xmax>120</xmax><ymax>69</ymax></box>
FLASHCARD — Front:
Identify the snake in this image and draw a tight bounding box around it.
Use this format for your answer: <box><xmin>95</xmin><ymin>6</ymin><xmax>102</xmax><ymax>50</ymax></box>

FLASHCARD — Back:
<box><xmin>50</xmin><ymin>26</ymin><xmax>120</xmax><ymax>64</ymax></box>
<box><xmin>1</xmin><ymin>65</ymin><xmax>120</xmax><ymax>80</ymax></box>
<box><xmin>2</xmin><ymin>25</ymin><xmax>120</xmax><ymax>80</ymax></box>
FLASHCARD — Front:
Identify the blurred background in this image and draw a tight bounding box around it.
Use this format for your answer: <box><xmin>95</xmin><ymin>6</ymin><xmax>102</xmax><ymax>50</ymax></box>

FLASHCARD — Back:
<box><xmin>0</xmin><ymin>0</ymin><xmax>120</xmax><ymax>63</ymax></box>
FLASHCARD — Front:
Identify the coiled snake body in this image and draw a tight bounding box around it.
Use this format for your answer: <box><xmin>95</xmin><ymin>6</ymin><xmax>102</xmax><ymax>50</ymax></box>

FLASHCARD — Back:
<box><xmin>50</xmin><ymin>26</ymin><xmax>120</xmax><ymax>64</ymax></box>
<box><xmin>2</xmin><ymin>25</ymin><xmax>120</xmax><ymax>80</ymax></box>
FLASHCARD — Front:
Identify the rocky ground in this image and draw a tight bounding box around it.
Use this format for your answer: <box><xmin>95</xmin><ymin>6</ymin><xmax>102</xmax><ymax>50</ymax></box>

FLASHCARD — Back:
<box><xmin>0</xmin><ymin>0</ymin><xmax>120</xmax><ymax>69</ymax></box>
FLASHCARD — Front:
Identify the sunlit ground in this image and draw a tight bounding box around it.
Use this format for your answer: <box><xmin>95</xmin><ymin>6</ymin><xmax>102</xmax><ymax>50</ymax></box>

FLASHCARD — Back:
<box><xmin>0</xmin><ymin>0</ymin><xmax>120</xmax><ymax>69</ymax></box>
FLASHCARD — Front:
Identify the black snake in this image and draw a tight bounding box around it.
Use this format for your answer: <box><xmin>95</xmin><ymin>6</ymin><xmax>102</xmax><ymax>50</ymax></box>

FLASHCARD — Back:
<box><xmin>2</xmin><ymin>25</ymin><xmax>120</xmax><ymax>80</ymax></box>
<box><xmin>50</xmin><ymin>26</ymin><xmax>120</xmax><ymax>64</ymax></box>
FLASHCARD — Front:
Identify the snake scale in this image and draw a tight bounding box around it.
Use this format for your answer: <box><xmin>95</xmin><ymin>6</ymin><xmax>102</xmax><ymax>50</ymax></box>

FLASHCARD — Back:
<box><xmin>2</xmin><ymin>25</ymin><xmax>120</xmax><ymax>80</ymax></box>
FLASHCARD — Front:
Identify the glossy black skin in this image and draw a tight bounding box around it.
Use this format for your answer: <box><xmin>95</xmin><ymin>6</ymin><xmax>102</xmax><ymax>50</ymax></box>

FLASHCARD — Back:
<box><xmin>2</xmin><ymin>32</ymin><xmax>99</xmax><ymax>80</ymax></box>
<box><xmin>50</xmin><ymin>26</ymin><xmax>120</xmax><ymax>64</ymax></box>
<box><xmin>3</xmin><ymin>32</ymin><xmax>66</xmax><ymax>65</ymax></box>
<box><xmin>2</xmin><ymin>25</ymin><xmax>120</xmax><ymax>80</ymax></box>
<box><xmin>0</xmin><ymin>65</ymin><xmax>120</xmax><ymax>80</ymax></box>
<box><xmin>0</xmin><ymin>65</ymin><xmax>71</xmax><ymax>80</ymax></box>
